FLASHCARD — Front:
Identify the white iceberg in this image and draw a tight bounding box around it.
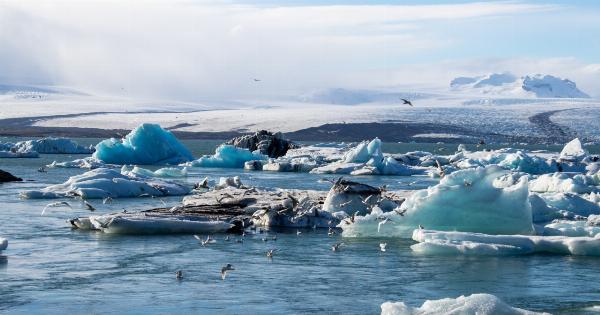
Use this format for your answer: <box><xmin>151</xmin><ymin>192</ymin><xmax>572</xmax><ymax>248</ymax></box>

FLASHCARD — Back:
<box><xmin>560</xmin><ymin>138</ymin><xmax>588</xmax><ymax>162</ymax></box>
<box><xmin>48</xmin><ymin>157</ymin><xmax>109</xmax><ymax>169</ymax></box>
<box><xmin>121</xmin><ymin>165</ymin><xmax>188</xmax><ymax>178</ymax></box>
<box><xmin>543</xmin><ymin>219</ymin><xmax>600</xmax><ymax>237</ymax></box>
<box><xmin>93</xmin><ymin>123</ymin><xmax>194</xmax><ymax>165</ymax></box>
<box><xmin>6</xmin><ymin>137</ymin><xmax>94</xmax><ymax>154</ymax></box>
<box><xmin>187</xmin><ymin>144</ymin><xmax>267</xmax><ymax>168</ymax></box>
<box><xmin>341</xmin><ymin>166</ymin><xmax>533</xmax><ymax>238</ymax></box>
<box><xmin>20</xmin><ymin>168</ymin><xmax>190</xmax><ymax>199</ymax></box>
<box><xmin>87</xmin><ymin>213</ymin><xmax>233</xmax><ymax>235</ymax></box>
<box><xmin>381</xmin><ymin>293</ymin><xmax>548</xmax><ymax>315</ymax></box>
<box><xmin>411</xmin><ymin>229</ymin><xmax>600</xmax><ymax>256</ymax></box>
<box><xmin>537</xmin><ymin>192</ymin><xmax>600</xmax><ymax>217</ymax></box>
<box><xmin>529</xmin><ymin>173</ymin><xmax>598</xmax><ymax>194</ymax></box>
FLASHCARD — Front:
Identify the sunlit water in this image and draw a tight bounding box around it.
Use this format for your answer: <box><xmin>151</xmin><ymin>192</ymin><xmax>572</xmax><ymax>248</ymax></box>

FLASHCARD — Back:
<box><xmin>1</xmin><ymin>141</ymin><xmax>599</xmax><ymax>314</ymax></box>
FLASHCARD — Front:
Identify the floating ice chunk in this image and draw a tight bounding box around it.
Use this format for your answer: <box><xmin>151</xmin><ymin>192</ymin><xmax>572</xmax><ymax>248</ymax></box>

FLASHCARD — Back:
<box><xmin>20</xmin><ymin>168</ymin><xmax>190</xmax><ymax>199</ymax></box>
<box><xmin>48</xmin><ymin>157</ymin><xmax>108</xmax><ymax>169</ymax></box>
<box><xmin>0</xmin><ymin>238</ymin><xmax>7</xmax><ymax>252</ymax></box>
<box><xmin>560</xmin><ymin>138</ymin><xmax>588</xmax><ymax>162</ymax></box>
<box><xmin>215</xmin><ymin>176</ymin><xmax>244</xmax><ymax>189</ymax></box>
<box><xmin>187</xmin><ymin>144</ymin><xmax>267</xmax><ymax>168</ymax></box>
<box><xmin>88</xmin><ymin>213</ymin><xmax>232</xmax><ymax>235</ymax></box>
<box><xmin>93</xmin><ymin>123</ymin><xmax>194</xmax><ymax>165</ymax></box>
<box><xmin>0</xmin><ymin>150</ymin><xmax>38</xmax><ymax>158</ymax></box>
<box><xmin>121</xmin><ymin>165</ymin><xmax>188</xmax><ymax>178</ymax></box>
<box><xmin>537</xmin><ymin>192</ymin><xmax>600</xmax><ymax>217</ymax></box>
<box><xmin>411</xmin><ymin>229</ymin><xmax>600</xmax><ymax>256</ymax></box>
<box><xmin>10</xmin><ymin>137</ymin><xmax>93</xmax><ymax>154</ymax></box>
<box><xmin>322</xmin><ymin>179</ymin><xmax>381</xmax><ymax>215</ymax></box>
<box><xmin>543</xmin><ymin>220</ymin><xmax>600</xmax><ymax>237</ymax></box>
<box><xmin>529</xmin><ymin>173</ymin><xmax>598</xmax><ymax>194</ymax></box>
<box><xmin>342</xmin><ymin>138</ymin><xmax>382</xmax><ymax>163</ymax></box>
<box><xmin>341</xmin><ymin>166</ymin><xmax>533</xmax><ymax>237</ymax></box>
<box><xmin>381</xmin><ymin>293</ymin><xmax>548</xmax><ymax>315</ymax></box>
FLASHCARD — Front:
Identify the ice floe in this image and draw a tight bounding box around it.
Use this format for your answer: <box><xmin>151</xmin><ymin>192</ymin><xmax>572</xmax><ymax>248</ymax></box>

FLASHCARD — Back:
<box><xmin>411</xmin><ymin>229</ymin><xmax>600</xmax><ymax>256</ymax></box>
<box><xmin>20</xmin><ymin>168</ymin><xmax>190</xmax><ymax>199</ymax></box>
<box><xmin>529</xmin><ymin>172</ymin><xmax>599</xmax><ymax>194</ymax></box>
<box><xmin>121</xmin><ymin>165</ymin><xmax>189</xmax><ymax>178</ymax></box>
<box><xmin>187</xmin><ymin>144</ymin><xmax>267</xmax><ymax>168</ymax></box>
<box><xmin>341</xmin><ymin>166</ymin><xmax>533</xmax><ymax>237</ymax></box>
<box><xmin>381</xmin><ymin>293</ymin><xmax>548</xmax><ymax>315</ymax></box>
<box><xmin>93</xmin><ymin>123</ymin><xmax>194</xmax><ymax>165</ymax></box>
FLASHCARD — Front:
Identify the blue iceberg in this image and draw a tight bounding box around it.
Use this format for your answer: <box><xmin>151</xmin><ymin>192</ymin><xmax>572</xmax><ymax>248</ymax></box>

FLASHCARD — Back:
<box><xmin>188</xmin><ymin>144</ymin><xmax>267</xmax><ymax>168</ymax></box>
<box><xmin>93</xmin><ymin>124</ymin><xmax>194</xmax><ymax>165</ymax></box>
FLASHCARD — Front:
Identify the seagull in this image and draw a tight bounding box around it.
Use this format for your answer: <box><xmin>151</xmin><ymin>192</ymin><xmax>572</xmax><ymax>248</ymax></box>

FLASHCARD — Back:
<box><xmin>296</xmin><ymin>230</ymin><xmax>302</xmax><ymax>236</ymax></box>
<box><xmin>37</xmin><ymin>166</ymin><xmax>47</xmax><ymax>173</ymax></box>
<box><xmin>175</xmin><ymin>270</ymin><xmax>183</xmax><ymax>280</ymax></box>
<box><xmin>261</xmin><ymin>237</ymin><xmax>268</xmax><ymax>242</ymax></box>
<box><xmin>377</xmin><ymin>217</ymin><xmax>392</xmax><ymax>233</ymax></box>
<box><xmin>394</xmin><ymin>208</ymin><xmax>407</xmax><ymax>216</ymax></box>
<box><xmin>83</xmin><ymin>200</ymin><xmax>96</xmax><ymax>211</ymax></box>
<box><xmin>331</xmin><ymin>242</ymin><xmax>343</xmax><ymax>252</ymax></box>
<box><xmin>41</xmin><ymin>201</ymin><xmax>72</xmax><ymax>215</ymax></box>
<box><xmin>253</xmin><ymin>78</ymin><xmax>261</xmax><ymax>82</ymax></box>
<box><xmin>266</xmin><ymin>249</ymin><xmax>277</xmax><ymax>258</ymax></box>
<box><xmin>195</xmin><ymin>235</ymin><xmax>215</xmax><ymax>246</ymax></box>
<box><xmin>418</xmin><ymin>224</ymin><xmax>424</xmax><ymax>230</ymax></box>
<box><xmin>380</xmin><ymin>243</ymin><xmax>387</xmax><ymax>252</ymax></box>
<box><xmin>435</xmin><ymin>160</ymin><xmax>445</xmax><ymax>178</ymax></box>
<box><xmin>400</xmin><ymin>98</ymin><xmax>413</xmax><ymax>107</ymax></box>
<box><xmin>102</xmin><ymin>197</ymin><xmax>113</xmax><ymax>204</ymax></box>
<box><xmin>328</xmin><ymin>227</ymin><xmax>336</xmax><ymax>236</ymax></box>
<box><xmin>221</xmin><ymin>264</ymin><xmax>235</xmax><ymax>280</ymax></box>
<box><xmin>318</xmin><ymin>178</ymin><xmax>334</xmax><ymax>184</ymax></box>
<box><xmin>224</xmin><ymin>235</ymin><xmax>230</xmax><ymax>241</ymax></box>
<box><xmin>138</xmin><ymin>193</ymin><xmax>151</xmax><ymax>198</ymax></box>
<box><xmin>464</xmin><ymin>179</ymin><xmax>472</xmax><ymax>187</ymax></box>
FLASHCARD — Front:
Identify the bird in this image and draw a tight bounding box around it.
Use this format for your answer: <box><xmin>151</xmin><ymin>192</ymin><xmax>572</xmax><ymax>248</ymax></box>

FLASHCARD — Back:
<box><xmin>41</xmin><ymin>201</ymin><xmax>72</xmax><ymax>215</ymax></box>
<box><xmin>195</xmin><ymin>235</ymin><xmax>215</xmax><ymax>246</ymax></box>
<box><xmin>331</xmin><ymin>242</ymin><xmax>343</xmax><ymax>252</ymax></box>
<box><xmin>393</xmin><ymin>208</ymin><xmax>407</xmax><ymax>216</ymax></box>
<box><xmin>296</xmin><ymin>230</ymin><xmax>302</xmax><ymax>235</ymax></box>
<box><xmin>83</xmin><ymin>200</ymin><xmax>96</xmax><ymax>211</ymax></box>
<box><xmin>418</xmin><ymin>224</ymin><xmax>424</xmax><ymax>230</ymax></box>
<box><xmin>400</xmin><ymin>98</ymin><xmax>413</xmax><ymax>107</ymax></box>
<box><xmin>463</xmin><ymin>179</ymin><xmax>472</xmax><ymax>187</ymax></box>
<box><xmin>224</xmin><ymin>235</ymin><xmax>230</xmax><ymax>241</ymax></box>
<box><xmin>37</xmin><ymin>166</ymin><xmax>47</xmax><ymax>173</ymax></box>
<box><xmin>138</xmin><ymin>193</ymin><xmax>151</xmax><ymax>198</ymax></box>
<box><xmin>377</xmin><ymin>217</ymin><xmax>392</xmax><ymax>233</ymax></box>
<box><xmin>175</xmin><ymin>270</ymin><xmax>183</xmax><ymax>280</ymax></box>
<box><xmin>435</xmin><ymin>160</ymin><xmax>445</xmax><ymax>178</ymax></box>
<box><xmin>102</xmin><ymin>197</ymin><xmax>113</xmax><ymax>204</ymax></box>
<box><xmin>328</xmin><ymin>227</ymin><xmax>336</xmax><ymax>236</ymax></box>
<box><xmin>253</xmin><ymin>78</ymin><xmax>261</xmax><ymax>82</ymax></box>
<box><xmin>266</xmin><ymin>249</ymin><xmax>277</xmax><ymax>258</ymax></box>
<box><xmin>380</xmin><ymin>243</ymin><xmax>387</xmax><ymax>252</ymax></box>
<box><xmin>318</xmin><ymin>178</ymin><xmax>334</xmax><ymax>184</ymax></box>
<box><xmin>221</xmin><ymin>264</ymin><xmax>235</xmax><ymax>280</ymax></box>
<box><xmin>158</xmin><ymin>198</ymin><xmax>166</xmax><ymax>206</ymax></box>
<box><xmin>261</xmin><ymin>237</ymin><xmax>268</xmax><ymax>242</ymax></box>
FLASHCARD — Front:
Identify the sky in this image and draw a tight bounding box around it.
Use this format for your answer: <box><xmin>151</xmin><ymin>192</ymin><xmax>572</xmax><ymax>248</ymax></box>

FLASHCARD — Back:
<box><xmin>1</xmin><ymin>0</ymin><xmax>599</xmax><ymax>100</ymax></box>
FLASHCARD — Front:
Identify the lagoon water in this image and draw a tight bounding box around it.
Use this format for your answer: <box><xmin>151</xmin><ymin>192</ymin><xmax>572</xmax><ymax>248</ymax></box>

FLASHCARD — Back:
<box><xmin>1</xmin><ymin>140</ymin><xmax>599</xmax><ymax>314</ymax></box>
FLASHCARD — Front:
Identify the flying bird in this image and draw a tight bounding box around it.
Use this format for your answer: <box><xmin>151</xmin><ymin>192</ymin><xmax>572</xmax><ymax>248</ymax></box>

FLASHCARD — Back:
<box><xmin>102</xmin><ymin>197</ymin><xmax>113</xmax><ymax>204</ymax></box>
<box><xmin>377</xmin><ymin>217</ymin><xmax>392</xmax><ymax>233</ymax></box>
<box><xmin>41</xmin><ymin>201</ymin><xmax>72</xmax><ymax>215</ymax></box>
<box><xmin>83</xmin><ymin>200</ymin><xmax>96</xmax><ymax>211</ymax></box>
<box><xmin>221</xmin><ymin>264</ymin><xmax>235</xmax><ymax>280</ymax></box>
<box><xmin>400</xmin><ymin>98</ymin><xmax>413</xmax><ymax>107</ymax></box>
<box><xmin>253</xmin><ymin>78</ymin><xmax>261</xmax><ymax>82</ymax></box>
<box><xmin>331</xmin><ymin>242</ymin><xmax>343</xmax><ymax>252</ymax></box>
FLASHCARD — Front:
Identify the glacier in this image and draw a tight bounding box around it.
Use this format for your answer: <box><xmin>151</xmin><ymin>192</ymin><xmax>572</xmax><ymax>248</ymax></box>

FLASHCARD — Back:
<box><xmin>381</xmin><ymin>293</ymin><xmax>548</xmax><ymax>315</ymax></box>
<box><xmin>93</xmin><ymin>123</ymin><xmax>194</xmax><ymax>165</ymax></box>
<box><xmin>186</xmin><ymin>144</ymin><xmax>267</xmax><ymax>168</ymax></box>
<box><xmin>20</xmin><ymin>168</ymin><xmax>190</xmax><ymax>199</ymax></box>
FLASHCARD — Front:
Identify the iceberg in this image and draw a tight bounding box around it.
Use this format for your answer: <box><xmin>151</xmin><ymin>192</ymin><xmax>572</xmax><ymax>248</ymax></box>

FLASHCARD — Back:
<box><xmin>187</xmin><ymin>144</ymin><xmax>267</xmax><ymax>168</ymax></box>
<box><xmin>48</xmin><ymin>157</ymin><xmax>109</xmax><ymax>169</ymax></box>
<box><xmin>560</xmin><ymin>138</ymin><xmax>588</xmax><ymax>162</ymax></box>
<box><xmin>411</xmin><ymin>229</ymin><xmax>600</xmax><ymax>256</ymax></box>
<box><xmin>341</xmin><ymin>166</ymin><xmax>534</xmax><ymax>238</ymax></box>
<box><xmin>93</xmin><ymin>123</ymin><xmax>194</xmax><ymax>165</ymax></box>
<box><xmin>121</xmin><ymin>165</ymin><xmax>188</xmax><ymax>178</ymax></box>
<box><xmin>322</xmin><ymin>179</ymin><xmax>383</xmax><ymax>215</ymax></box>
<box><xmin>381</xmin><ymin>293</ymin><xmax>548</xmax><ymax>315</ymax></box>
<box><xmin>543</xmin><ymin>219</ymin><xmax>600</xmax><ymax>237</ymax></box>
<box><xmin>20</xmin><ymin>168</ymin><xmax>190</xmax><ymax>199</ymax></box>
<box><xmin>537</xmin><ymin>192</ymin><xmax>600</xmax><ymax>217</ymax></box>
<box><xmin>529</xmin><ymin>173</ymin><xmax>598</xmax><ymax>194</ymax></box>
<box><xmin>225</xmin><ymin>130</ymin><xmax>299</xmax><ymax>158</ymax></box>
<box><xmin>84</xmin><ymin>213</ymin><xmax>233</xmax><ymax>235</ymax></box>
<box><xmin>9</xmin><ymin>137</ymin><xmax>93</xmax><ymax>154</ymax></box>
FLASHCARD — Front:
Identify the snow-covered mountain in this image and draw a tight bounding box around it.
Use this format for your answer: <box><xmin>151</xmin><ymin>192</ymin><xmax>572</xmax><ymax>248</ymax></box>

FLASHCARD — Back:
<box><xmin>450</xmin><ymin>73</ymin><xmax>590</xmax><ymax>98</ymax></box>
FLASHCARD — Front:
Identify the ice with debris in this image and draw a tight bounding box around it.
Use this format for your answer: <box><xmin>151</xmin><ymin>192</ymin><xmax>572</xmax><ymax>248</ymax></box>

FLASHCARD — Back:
<box><xmin>381</xmin><ymin>293</ymin><xmax>548</xmax><ymax>315</ymax></box>
<box><xmin>20</xmin><ymin>168</ymin><xmax>190</xmax><ymax>199</ymax></box>
<box><xmin>93</xmin><ymin>123</ymin><xmax>194</xmax><ymax>165</ymax></box>
<box><xmin>187</xmin><ymin>144</ymin><xmax>267</xmax><ymax>168</ymax></box>
<box><xmin>2</xmin><ymin>137</ymin><xmax>94</xmax><ymax>154</ymax></box>
<box><xmin>341</xmin><ymin>166</ymin><xmax>534</xmax><ymax>237</ymax></box>
<box><xmin>411</xmin><ymin>229</ymin><xmax>600</xmax><ymax>256</ymax></box>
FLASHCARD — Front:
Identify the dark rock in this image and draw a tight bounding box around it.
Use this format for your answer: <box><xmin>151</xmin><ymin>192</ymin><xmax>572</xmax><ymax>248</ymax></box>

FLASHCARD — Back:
<box><xmin>0</xmin><ymin>169</ymin><xmax>22</xmax><ymax>183</ymax></box>
<box><xmin>225</xmin><ymin>130</ymin><xmax>299</xmax><ymax>158</ymax></box>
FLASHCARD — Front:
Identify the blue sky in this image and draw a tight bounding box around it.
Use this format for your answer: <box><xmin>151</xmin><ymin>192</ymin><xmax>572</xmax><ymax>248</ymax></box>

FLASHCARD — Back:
<box><xmin>1</xmin><ymin>0</ymin><xmax>599</xmax><ymax>98</ymax></box>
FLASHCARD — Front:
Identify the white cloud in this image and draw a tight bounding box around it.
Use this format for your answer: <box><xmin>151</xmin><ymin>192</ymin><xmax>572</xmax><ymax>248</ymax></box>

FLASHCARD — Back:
<box><xmin>2</xmin><ymin>0</ymin><xmax>591</xmax><ymax>101</ymax></box>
